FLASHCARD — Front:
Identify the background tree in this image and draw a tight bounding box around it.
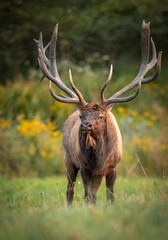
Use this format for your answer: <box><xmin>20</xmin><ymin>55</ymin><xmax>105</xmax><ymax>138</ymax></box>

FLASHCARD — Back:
<box><xmin>0</xmin><ymin>0</ymin><xmax>168</xmax><ymax>81</ymax></box>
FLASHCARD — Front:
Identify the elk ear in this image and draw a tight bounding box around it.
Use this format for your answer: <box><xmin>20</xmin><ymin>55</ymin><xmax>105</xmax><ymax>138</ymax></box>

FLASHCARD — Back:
<box><xmin>99</xmin><ymin>103</ymin><xmax>110</xmax><ymax>112</ymax></box>
<box><xmin>79</xmin><ymin>103</ymin><xmax>89</xmax><ymax>112</ymax></box>
<box><xmin>105</xmin><ymin>105</ymin><xmax>114</xmax><ymax>111</ymax></box>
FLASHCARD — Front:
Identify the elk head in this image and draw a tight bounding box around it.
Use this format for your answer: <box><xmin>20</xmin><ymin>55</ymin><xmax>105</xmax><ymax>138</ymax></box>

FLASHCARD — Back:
<box><xmin>79</xmin><ymin>103</ymin><xmax>107</xmax><ymax>149</ymax></box>
<box><xmin>34</xmin><ymin>20</ymin><xmax>162</xmax><ymax>115</ymax></box>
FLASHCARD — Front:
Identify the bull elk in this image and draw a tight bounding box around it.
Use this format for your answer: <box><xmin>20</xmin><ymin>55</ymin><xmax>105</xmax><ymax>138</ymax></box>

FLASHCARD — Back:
<box><xmin>35</xmin><ymin>21</ymin><xmax>162</xmax><ymax>204</ymax></box>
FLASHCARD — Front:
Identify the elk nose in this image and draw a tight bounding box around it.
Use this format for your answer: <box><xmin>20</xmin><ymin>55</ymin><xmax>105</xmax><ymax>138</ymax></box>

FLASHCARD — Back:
<box><xmin>81</xmin><ymin>121</ymin><xmax>92</xmax><ymax>131</ymax></box>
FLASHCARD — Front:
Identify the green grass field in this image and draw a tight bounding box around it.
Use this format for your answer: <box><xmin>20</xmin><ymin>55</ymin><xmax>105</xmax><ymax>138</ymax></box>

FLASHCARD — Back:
<box><xmin>0</xmin><ymin>176</ymin><xmax>168</xmax><ymax>240</ymax></box>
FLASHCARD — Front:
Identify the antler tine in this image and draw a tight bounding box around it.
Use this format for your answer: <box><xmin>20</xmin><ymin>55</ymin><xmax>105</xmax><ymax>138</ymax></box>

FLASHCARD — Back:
<box><xmin>100</xmin><ymin>65</ymin><xmax>113</xmax><ymax>103</ymax></box>
<box><xmin>40</xmin><ymin>74</ymin><xmax>45</xmax><ymax>82</ymax></box>
<box><xmin>147</xmin><ymin>37</ymin><xmax>157</xmax><ymax>70</ymax></box>
<box><xmin>38</xmin><ymin>48</ymin><xmax>77</xmax><ymax>98</ymax></box>
<box><xmin>142</xmin><ymin>51</ymin><xmax>162</xmax><ymax>84</ymax></box>
<box><xmin>131</xmin><ymin>20</ymin><xmax>150</xmax><ymax>83</ymax></box>
<box><xmin>34</xmin><ymin>34</ymin><xmax>51</xmax><ymax>82</ymax></box>
<box><xmin>100</xmin><ymin>20</ymin><xmax>162</xmax><ymax>108</ymax></box>
<box><xmin>44</xmin><ymin>41</ymin><xmax>51</xmax><ymax>51</ymax></box>
<box><xmin>34</xmin><ymin>32</ymin><xmax>51</xmax><ymax>68</ymax></box>
<box><xmin>49</xmin><ymin>24</ymin><xmax>60</xmax><ymax>79</ymax></box>
<box><xmin>58</xmin><ymin>93</ymin><xmax>68</xmax><ymax>98</ymax></box>
<box><xmin>69</xmin><ymin>69</ymin><xmax>87</xmax><ymax>106</ymax></box>
<box><xmin>49</xmin><ymin>81</ymin><xmax>79</xmax><ymax>103</ymax></box>
<box><xmin>140</xmin><ymin>20</ymin><xmax>150</xmax><ymax>68</ymax></box>
<box><xmin>103</xmin><ymin>77</ymin><xmax>142</xmax><ymax>104</ymax></box>
<box><xmin>36</xmin><ymin>24</ymin><xmax>87</xmax><ymax>107</ymax></box>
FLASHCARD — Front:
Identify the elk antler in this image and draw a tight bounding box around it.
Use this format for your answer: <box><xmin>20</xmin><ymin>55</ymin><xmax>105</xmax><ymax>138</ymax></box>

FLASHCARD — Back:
<box><xmin>34</xmin><ymin>24</ymin><xmax>87</xmax><ymax>108</ymax></box>
<box><xmin>100</xmin><ymin>20</ymin><xmax>162</xmax><ymax>109</ymax></box>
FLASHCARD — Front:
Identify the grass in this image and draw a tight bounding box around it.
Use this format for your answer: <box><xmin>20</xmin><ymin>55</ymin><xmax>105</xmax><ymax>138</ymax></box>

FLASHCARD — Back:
<box><xmin>0</xmin><ymin>176</ymin><xmax>168</xmax><ymax>240</ymax></box>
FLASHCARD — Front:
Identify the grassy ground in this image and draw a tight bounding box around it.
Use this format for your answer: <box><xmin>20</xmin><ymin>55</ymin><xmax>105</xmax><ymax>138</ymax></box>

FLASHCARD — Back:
<box><xmin>0</xmin><ymin>175</ymin><xmax>168</xmax><ymax>240</ymax></box>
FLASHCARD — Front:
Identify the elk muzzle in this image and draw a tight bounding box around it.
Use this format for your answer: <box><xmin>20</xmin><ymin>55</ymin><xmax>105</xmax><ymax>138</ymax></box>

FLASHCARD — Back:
<box><xmin>81</xmin><ymin>121</ymin><xmax>92</xmax><ymax>132</ymax></box>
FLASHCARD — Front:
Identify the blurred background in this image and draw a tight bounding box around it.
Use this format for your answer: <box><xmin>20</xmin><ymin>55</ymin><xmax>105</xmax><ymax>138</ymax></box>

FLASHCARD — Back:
<box><xmin>0</xmin><ymin>0</ymin><xmax>167</xmax><ymax>177</ymax></box>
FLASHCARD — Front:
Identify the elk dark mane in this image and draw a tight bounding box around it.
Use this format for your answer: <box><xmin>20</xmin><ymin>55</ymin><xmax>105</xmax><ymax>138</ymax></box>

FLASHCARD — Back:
<box><xmin>79</xmin><ymin>118</ymin><xmax>107</xmax><ymax>173</ymax></box>
<box><xmin>78</xmin><ymin>103</ymin><xmax>108</xmax><ymax>172</ymax></box>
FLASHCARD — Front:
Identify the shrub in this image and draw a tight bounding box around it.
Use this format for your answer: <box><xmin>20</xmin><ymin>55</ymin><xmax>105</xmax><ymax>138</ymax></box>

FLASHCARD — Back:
<box><xmin>0</xmin><ymin>62</ymin><xmax>167</xmax><ymax>177</ymax></box>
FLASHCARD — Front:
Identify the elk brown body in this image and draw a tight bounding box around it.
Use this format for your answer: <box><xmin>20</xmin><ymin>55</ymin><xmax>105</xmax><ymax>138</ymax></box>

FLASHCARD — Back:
<box><xmin>35</xmin><ymin>20</ymin><xmax>162</xmax><ymax>204</ymax></box>
<box><xmin>63</xmin><ymin>104</ymin><xmax>122</xmax><ymax>203</ymax></box>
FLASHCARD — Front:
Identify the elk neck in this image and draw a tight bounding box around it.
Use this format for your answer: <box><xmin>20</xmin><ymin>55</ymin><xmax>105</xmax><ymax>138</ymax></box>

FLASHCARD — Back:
<box><xmin>79</xmin><ymin>123</ymin><xmax>107</xmax><ymax>173</ymax></box>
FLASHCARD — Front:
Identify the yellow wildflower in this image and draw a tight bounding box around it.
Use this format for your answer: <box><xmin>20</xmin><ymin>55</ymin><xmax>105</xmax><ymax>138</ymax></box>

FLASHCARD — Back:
<box><xmin>47</xmin><ymin>120</ymin><xmax>57</xmax><ymax>131</ymax></box>
<box><xmin>48</xmin><ymin>152</ymin><xmax>54</xmax><ymax>158</ymax></box>
<box><xmin>143</xmin><ymin>137</ymin><xmax>151</xmax><ymax>145</ymax></box>
<box><xmin>143</xmin><ymin>112</ymin><xmax>150</xmax><ymax>118</ymax></box>
<box><xmin>142</xmin><ymin>145</ymin><xmax>148</xmax><ymax>152</ymax></box>
<box><xmin>147</xmin><ymin>120</ymin><xmax>153</xmax><ymax>126</ymax></box>
<box><xmin>151</xmin><ymin>83</ymin><xmax>159</xmax><ymax>88</ymax></box>
<box><xmin>127</xmin><ymin>109</ymin><xmax>137</xmax><ymax>117</ymax></box>
<box><xmin>0</xmin><ymin>118</ymin><xmax>12</xmax><ymax>129</ymax></box>
<box><xmin>150</xmin><ymin>115</ymin><xmax>157</xmax><ymax>121</ymax></box>
<box><xmin>50</xmin><ymin>101</ymin><xmax>63</xmax><ymax>112</ymax></box>
<box><xmin>160</xmin><ymin>145</ymin><xmax>168</xmax><ymax>150</ymax></box>
<box><xmin>41</xmin><ymin>150</ymin><xmax>47</xmax><ymax>158</ymax></box>
<box><xmin>118</xmin><ymin>107</ymin><xmax>125</xmax><ymax>113</ymax></box>
<box><xmin>132</xmin><ymin>137</ymin><xmax>140</xmax><ymax>144</ymax></box>
<box><xmin>41</xmin><ymin>150</ymin><xmax>54</xmax><ymax>158</ymax></box>
<box><xmin>17</xmin><ymin>119</ymin><xmax>48</xmax><ymax>137</ymax></box>
<box><xmin>52</xmin><ymin>131</ymin><xmax>59</xmax><ymax>138</ymax></box>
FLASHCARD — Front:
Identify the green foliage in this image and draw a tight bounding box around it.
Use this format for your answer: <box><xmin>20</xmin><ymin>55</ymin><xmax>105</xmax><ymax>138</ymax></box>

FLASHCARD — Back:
<box><xmin>0</xmin><ymin>0</ymin><xmax>168</xmax><ymax>80</ymax></box>
<box><xmin>0</xmin><ymin>72</ymin><xmax>75</xmax><ymax>125</ymax></box>
<box><xmin>0</xmin><ymin>118</ymin><xmax>65</xmax><ymax>177</ymax></box>
<box><xmin>0</xmin><ymin>176</ymin><xmax>168</xmax><ymax>240</ymax></box>
<box><xmin>0</xmin><ymin>62</ymin><xmax>167</xmax><ymax>177</ymax></box>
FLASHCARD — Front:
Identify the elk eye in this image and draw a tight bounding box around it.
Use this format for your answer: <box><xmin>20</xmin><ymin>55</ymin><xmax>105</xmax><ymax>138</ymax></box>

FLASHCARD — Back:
<box><xmin>79</xmin><ymin>115</ymin><xmax>82</xmax><ymax>119</ymax></box>
<box><xmin>98</xmin><ymin>115</ymin><xmax>104</xmax><ymax>120</ymax></box>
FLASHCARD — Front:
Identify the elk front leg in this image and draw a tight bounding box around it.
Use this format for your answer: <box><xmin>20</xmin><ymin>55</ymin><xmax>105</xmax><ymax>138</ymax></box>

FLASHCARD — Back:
<box><xmin>80</xmin><ymin>169</ymin><xmax>103</xmax><ymax>204</ymax></box>
<box><xmin>66</xmin><ymin>162</ymin><xmax>78</xmax><ymax>205</ymax></box>
<box><xmin>106</xmin><ymin>168</ymin><xmax>117</xmax><ymax>203</ymax></box>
